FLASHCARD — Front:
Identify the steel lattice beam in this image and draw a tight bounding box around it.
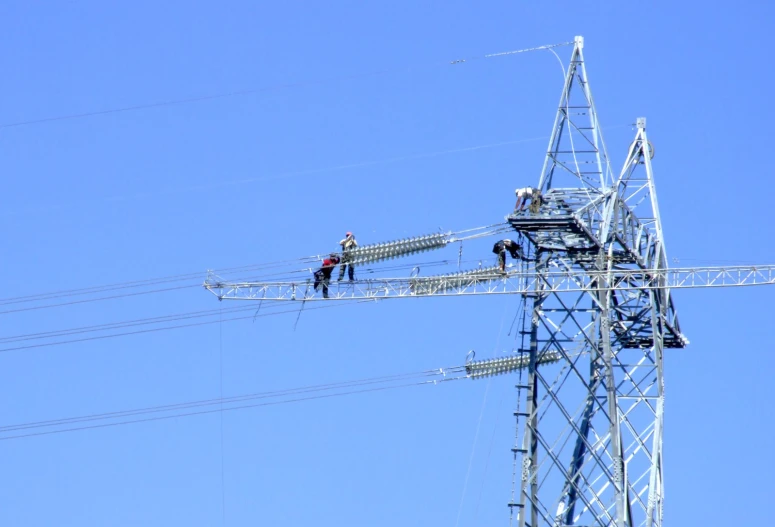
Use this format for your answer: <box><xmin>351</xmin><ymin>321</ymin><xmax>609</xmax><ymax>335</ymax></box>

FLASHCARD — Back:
<box><xmin>204</xmin><ymin>264</ymin><xmax>775</xmax><ymax>302</ymax></box>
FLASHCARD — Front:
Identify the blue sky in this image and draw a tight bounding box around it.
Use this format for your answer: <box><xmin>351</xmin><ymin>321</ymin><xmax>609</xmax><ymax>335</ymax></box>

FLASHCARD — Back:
<box><xmin>1</xmin><ymin>2</ymin><xmax>773</xmax><ymax>526</ymax></box>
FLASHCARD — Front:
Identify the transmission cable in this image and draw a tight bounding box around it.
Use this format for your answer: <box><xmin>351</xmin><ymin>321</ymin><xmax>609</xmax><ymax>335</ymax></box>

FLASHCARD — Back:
<box><xmin>0</xmin><ymin>42</ymin><xmax>572</xmax><ymax>130</ymax></box>
<box><xmin>0</xmin><ymin>257</ymin><xmax>321</xmax><ymax>307</ymax></box>
<box><xmin>0</xmin><ymin>223</ymin><xmax>509</xmax><ymax>313</ymax></box>
<box><xmin>0</xmin><ymin>303</ymin><xmax>264</xmax><ymax>344</ymax></box>
<box><xmin>1</xmin><ymin>234</ymin><xmax>511</xmax><ymax>315</ymax></box>
<box><xmin>0</xmin><ymin>254</ymin><xmax>487</xmax><ymax>323</ymax></box>
<box><xmin>0</xmin><ymin>300</ymin><xmax>363</xmax><ymax>353</ymax></box>
<box><xmin>0</xmin><ymin>371</ymin><xmax>468</xmax><ymax>441</ymax></box>
<box><xmin>454</xmin><ymin>301</ymin><xmax>511</xmax><ymax>527</ymax></box>
<box><xmin>1</xmin><ymin>368</ymin><xmax>455</xmax><ymax>433</ymax></box>
<box><xmin>0</xmin><ymin>254</ymin><xmax>510</xmax><ymax>351</ymax></box>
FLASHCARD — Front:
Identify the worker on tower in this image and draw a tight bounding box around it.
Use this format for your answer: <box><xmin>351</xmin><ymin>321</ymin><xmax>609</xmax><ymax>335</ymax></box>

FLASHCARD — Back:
<box><xmin>515</xmin><ymin>187</ymin><xmax>543</xmax><ymax>213</ymax></box>
<box><xmin>314</xmin><ymin>254</ymin><xmax>340</xmax><ymax>299</ymax></box>
<box><xmin>338</xmin><ymin>231</ymin><xmax>358</xmax><ymax>281</ymax></box>
<box><xmin>493</xmin><ymin>239</ymin><xmax>521</xmax><ymax>273</ymax></box>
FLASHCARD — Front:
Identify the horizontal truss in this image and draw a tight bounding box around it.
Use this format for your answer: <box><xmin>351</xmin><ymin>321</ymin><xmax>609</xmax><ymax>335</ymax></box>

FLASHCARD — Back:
<box><xmin>204</xmin><ymin>264</ymin><xmax>775</xmax><ymax>302</ymax></box>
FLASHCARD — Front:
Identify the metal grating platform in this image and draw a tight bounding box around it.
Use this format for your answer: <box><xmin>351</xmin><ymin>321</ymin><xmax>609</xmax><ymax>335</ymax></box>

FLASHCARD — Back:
<box><xmin>508</xmin><ymin>213</ymin><xmax>586</xmax><ymax>234</ymax></box>
<box><xmin>507</xmin><ymin>211</ymin><xmax>602</xmax><ymax>255</ymax></box>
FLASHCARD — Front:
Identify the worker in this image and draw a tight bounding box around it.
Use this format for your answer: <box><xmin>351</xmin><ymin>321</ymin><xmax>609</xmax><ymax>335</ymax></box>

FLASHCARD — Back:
<box><xmin>515</xmin><ymin>187</ymin><xmax>543</xmax><ymax>213</ymax></box>
<box><xmin>338</xmin><ymin>231</ymin><xmax>358</xmax><ymax>281</ymax></box>
<box><xmin>314</xmin><ymin>254</ymin><xmax>340</xmax><ymax>299</ymax></box>
<box><xmin>492</xmin><ymin>239</ymin><xmax>521</xmax><ymax>273</ymax></box>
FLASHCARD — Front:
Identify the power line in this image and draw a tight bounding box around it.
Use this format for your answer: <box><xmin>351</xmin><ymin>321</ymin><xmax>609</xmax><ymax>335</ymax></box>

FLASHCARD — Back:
<box><xmin>0</xmin><ymin>255</ymin><xmax>502</xmax><ymax>348</ymax></box>
<box><xmin>0</xmin><ymin>301</ymin><xmax>356</xmax><ymax>353</ymax></box>
<box><xmin>0</xmin><ymin>283</ymin><xmax>197</xmax><ymax>315</ymax></box>
<box><xmin>0</xmin><ymin>259</ymin><xmax>470</xmax><ymax>346</ymax></box>
<box><xmin>0</xmin><ymin>368</ymin><xmax>452</xmax><ymax>433</ymax></box>
<box><xmin>0</xmin><ymin>271</ymin><xmax>202</xmax><ymax>305</ymax></box>
<box><xmin>0</xmin><ymin>374</ymin><xmax>467</xmax><ymax>441</ymax></box>
<box><xmin>0</xmin><ymin>224</ymin><xmax>513</xmax><ymax>314</ymax></box>
<box><xmin>1</xmin><ymin>227</ymin><xmax>503</xmax><ymax>308</ymax></box>
<box><xmin>0</xmin><ymin>304</ymin><xmax>259</xmax><ymax>344</ymax></box>
<box><xmin>218</xmin><ymin>308</ymin><xmax>226</xmax><ymax>526</ymax></box>
<box><xmin>0</xmin><ymin>257</ymin><xmax>452</xmax><ymax>316</ymax></box>
<box><xmin>0</xmin><ymin>42</ymin><xmax>572</xmax><ymax>130</ymax></box>
<box><xmin>0</xmin><ymin>258</ymin><xmax>320</xmax><ymax>306</ymax></box>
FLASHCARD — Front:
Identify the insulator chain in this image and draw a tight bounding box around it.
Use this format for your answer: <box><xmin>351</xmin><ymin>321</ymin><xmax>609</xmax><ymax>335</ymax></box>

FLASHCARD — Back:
<box><xmin>410</xmin><ymin>265</ymin><xmax>503</xmax><ymax>295</ymax></box>
<box><xmin>346</xmin><ymin>233</ymin><xmax>449</xmax><ymax>266</ymax></box>
<box><xmin>466</xmin><ymin>351</ymin><xmax>562</xmax><ymax>379</ymax></box>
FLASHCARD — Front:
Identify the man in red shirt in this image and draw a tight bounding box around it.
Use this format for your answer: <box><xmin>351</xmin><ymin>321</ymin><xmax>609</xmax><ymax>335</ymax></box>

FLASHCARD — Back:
<box><xmin>314</xmin><ymin>254</ymin><xmax>340</xmax><ymax>299</ymax></box>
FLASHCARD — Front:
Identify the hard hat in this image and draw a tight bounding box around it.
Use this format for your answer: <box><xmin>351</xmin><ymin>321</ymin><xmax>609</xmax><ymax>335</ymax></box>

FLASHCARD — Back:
<box><xmin>346</xmin><ymin>231</ymin><xmax>353</xmax><ymax>237</ymax></box>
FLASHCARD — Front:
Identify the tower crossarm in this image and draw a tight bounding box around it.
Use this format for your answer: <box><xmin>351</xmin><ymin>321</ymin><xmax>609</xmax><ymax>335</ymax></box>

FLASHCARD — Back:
<box><xmin>204</xmin><ymin>264</ymin><xmax>775</xmax><ymax>302</ymax></box>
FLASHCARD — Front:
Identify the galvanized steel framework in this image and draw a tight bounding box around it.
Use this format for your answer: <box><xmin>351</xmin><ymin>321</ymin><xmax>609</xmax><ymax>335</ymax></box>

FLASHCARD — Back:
<box><xmin>508</xmin><ymin>36</ymin><xmax>669</xmax><ymax>527</ymax></box>
<box><xmin>205</xmin><ymin>265</ymin><xmax>775</xmax><ymax>301</ymax></box>
<box><xmin>203</xmin><ymin>37</ymin><xmax>774</xmax><ymax>526</ymax></box>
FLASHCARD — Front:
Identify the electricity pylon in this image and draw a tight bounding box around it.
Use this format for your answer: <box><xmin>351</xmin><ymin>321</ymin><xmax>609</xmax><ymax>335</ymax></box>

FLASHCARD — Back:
<box><xmin>505</xmin><ymin>36</ymin><xmax>672</xmax><ymax>527</ymax></box>
<box><xmin>204</xmin><ymin>36</ymin><xmax>775</xmax><ymax>527</ymax></box>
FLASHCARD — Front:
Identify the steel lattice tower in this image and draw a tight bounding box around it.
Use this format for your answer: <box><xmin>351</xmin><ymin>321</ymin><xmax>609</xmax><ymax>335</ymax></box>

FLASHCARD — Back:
<box><xmin>505</xmin><ymin>36</ymin><xmax>680</xmax><ymax>527</ymax></box>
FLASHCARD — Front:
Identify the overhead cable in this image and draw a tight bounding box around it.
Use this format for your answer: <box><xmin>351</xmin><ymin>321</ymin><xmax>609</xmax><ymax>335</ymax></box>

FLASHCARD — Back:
<box><xmin>2</xmin><ymin>223</ymin><xmax>511</xmax><ymax>313</ymax></box>
<box><xmin>0</xmin><ymin>42</ymin><xmax>573</xmax><ymax>130</ymax></box>
<box><xmin>0</xmin><ymin>346</ymin><xmax>567</xmax><ymax>440</ymax></box>
<box><xmin>0</xmin><ymin>258</ymin><xmax>319</xmax><ymax>306</ymax></box>
<box><xmin>0</xmin><ymin>347</ymin><xmax>572</xmax><ymax>440</ymax></box>
<box><xmin>0</xmin><ymin>367</ymin><xmax>457</xmax><ymax>434</ymax></box>
<box><xmin>0</xmin><ymin>375</ymin><xmax>468</xmax><ymax>441</ymax></box>
<box><xmin>1</xmin><ymin>256</ymin><xmax>484</xmax><ymax>316</ymax></box>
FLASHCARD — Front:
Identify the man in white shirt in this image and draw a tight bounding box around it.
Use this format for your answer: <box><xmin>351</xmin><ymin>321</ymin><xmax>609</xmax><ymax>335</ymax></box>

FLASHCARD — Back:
<box><xmin>515</xmin><ymin>187</ymin><xmax>535</xmax><ymax>211</ymax></box>
<box><xmin>338</xmin><ymin>231</ymin><xmax>358</xmax><ymax>281</ymax></box>
<box><xmin>515</xmin><ymin>187</ymin><xmax>542</xmax><ymax>213</ymax></box>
